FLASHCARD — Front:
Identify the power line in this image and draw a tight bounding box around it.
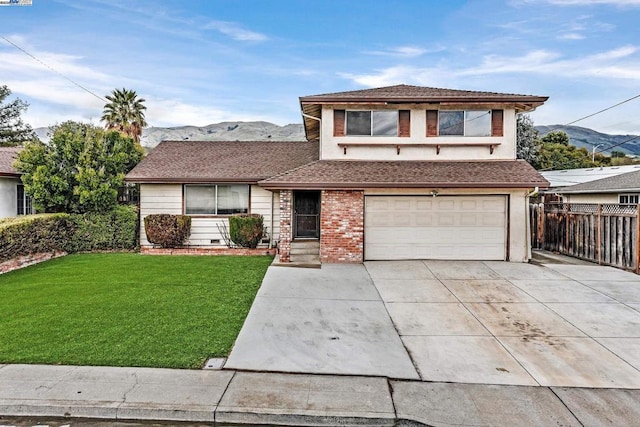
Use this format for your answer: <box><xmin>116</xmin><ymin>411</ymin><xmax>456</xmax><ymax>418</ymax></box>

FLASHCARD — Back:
<box><xmin>1</xmin><ymin>35</ymin><xmax>107</xmax><ymax>103</ymax></box>
<box><xmin>594</xmin><ymin>134</ymin><xmax>640</xmax><ymax>155</ymax></box>
<box><xmin>564</xmin><ymin>93</ymin><xmax>640</xmax><ymax>127</ymax></box>
<box><xmin>540</xmin><ymin>92</ymin><xmax>640</xmax><ymax>156</ymax></box>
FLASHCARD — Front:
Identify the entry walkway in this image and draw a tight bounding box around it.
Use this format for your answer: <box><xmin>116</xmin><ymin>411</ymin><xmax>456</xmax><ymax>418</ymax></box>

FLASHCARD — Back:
<box><xmin>225</xmin><ymin>264</ymin><xmax>419</xmax><ymax>379</ymax></box>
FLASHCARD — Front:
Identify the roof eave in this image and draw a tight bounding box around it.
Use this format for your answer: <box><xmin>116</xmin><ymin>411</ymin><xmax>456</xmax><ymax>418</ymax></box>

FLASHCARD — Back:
<box><xmin>259</xmin><ymin>181</ymin><xmax>549</xmax><ymax>190</ymax></box>
<box><xmin>557</xmin><ymin>188</ymin><xmax>640</xmax><ymax>195</ymax></box>
<box><xmin>125</xmin><ymin>177</ymin><xmax>261</xmax><ymax>184</ymax></box>
<box><xmin>299</xmin><ymin>96</ymin><xmax>549</xmax><ymax>105</ymax></box>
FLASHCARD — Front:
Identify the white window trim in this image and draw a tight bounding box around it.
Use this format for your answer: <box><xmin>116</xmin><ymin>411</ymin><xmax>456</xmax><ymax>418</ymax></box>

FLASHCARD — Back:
<box><xmin>619</xmin><ymin>193</ymin><xmax>640</xmax><ymax>205</ymax></box>
<box><xmin>184</xmin><ymin>184</ymin><xmax>250</xmax><ymax>216</ymax></box>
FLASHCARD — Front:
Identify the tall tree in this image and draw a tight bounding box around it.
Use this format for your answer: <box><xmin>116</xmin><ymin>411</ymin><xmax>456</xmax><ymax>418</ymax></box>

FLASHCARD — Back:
<box><xmin>536</xmin><ymin>131</ymin><xmax>597</xmax><ymax>170</ymax></box>
<box><xmin>516</xmin><ymin>114</ymin><xmax>540</xmax><ymax>167</ymax></box>
<box><xmin>15</xmin><ymin>121</ymin><xmax>144</xmax><ymax>213</ymax></box>
<box><xmin>101</xmin><ymin>88</ymin><xmax>147</xmax><ymax>144</ymax></box>
<box><xmin>0</xmin><ymin>85</ymin><xmax>37</xmax><ymax>146</ymax></box>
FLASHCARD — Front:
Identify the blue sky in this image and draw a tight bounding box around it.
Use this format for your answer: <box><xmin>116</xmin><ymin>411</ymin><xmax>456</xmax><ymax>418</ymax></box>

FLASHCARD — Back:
<box><xmin>1</xmin><ymin>0</ymin><xmax>639</xmax><ymax>134</ymax></box>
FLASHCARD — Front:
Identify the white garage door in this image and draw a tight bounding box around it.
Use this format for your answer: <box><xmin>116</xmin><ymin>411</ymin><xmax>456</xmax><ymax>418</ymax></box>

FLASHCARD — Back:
<box><xmin>365</xmin><ymin>195</ymin><xmax>507</xmax><ymax>261</ymax></box>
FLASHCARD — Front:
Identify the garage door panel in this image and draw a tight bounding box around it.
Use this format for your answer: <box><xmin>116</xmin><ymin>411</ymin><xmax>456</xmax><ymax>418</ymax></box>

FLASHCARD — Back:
<box><xmin>365</xmin><ymin>195</ymin><xmax>506</xmax><ymax>261</ymax></box>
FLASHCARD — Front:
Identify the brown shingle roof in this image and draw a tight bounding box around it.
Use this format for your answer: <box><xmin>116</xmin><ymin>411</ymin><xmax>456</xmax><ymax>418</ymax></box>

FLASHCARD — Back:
<box><xmin>300</xmin><ymin>84</ymin><xmax>548</xmax><ymax>103</ymax></box>
<box><xmin>0</xmin><ymin>146</ymin><xmax>22</xmax><ymax>176</ymax></box>
<box><xmin>125</xmin><ymin>140</ymin><xmax>319</xmax><ymax>183</ymax></box>
<box><xmin>259</xmin><ymin>160</ymin><xmax>549</xmax><ymax>190</ymax></box>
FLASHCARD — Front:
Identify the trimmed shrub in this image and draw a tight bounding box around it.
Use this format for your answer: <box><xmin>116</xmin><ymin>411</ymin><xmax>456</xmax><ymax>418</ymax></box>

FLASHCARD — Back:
<box><xmin>0</xmin><ymin>214</ymin><xmax>74</xmax><ymax>262</ymax></box>
<box><xmin>64</xmin><ymin>205</ymin><xmax>139</xmax><ymax>252</ymax></box>
<box><xmin>144</xmin><ymin>214</ymin><xmax>191</xmax><ymax>248</ymax></box>
<box><xmin>229</xmin><ymin>214</ymin><xmax>264</xmax><ymax>249</ymax></box>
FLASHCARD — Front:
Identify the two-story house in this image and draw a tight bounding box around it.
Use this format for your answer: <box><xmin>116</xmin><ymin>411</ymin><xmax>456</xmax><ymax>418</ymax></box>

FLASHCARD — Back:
<box><xmin>126</xmin><ymin>84</ymin><xmax>549</xmax><ymax>263</ymax></box>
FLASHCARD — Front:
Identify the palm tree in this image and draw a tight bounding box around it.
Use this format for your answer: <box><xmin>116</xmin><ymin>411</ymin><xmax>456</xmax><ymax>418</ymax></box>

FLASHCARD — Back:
<box><xmin>101</xmin><ymin>88</ymin><xmax>147</xmax><ymax>144</ymax></box>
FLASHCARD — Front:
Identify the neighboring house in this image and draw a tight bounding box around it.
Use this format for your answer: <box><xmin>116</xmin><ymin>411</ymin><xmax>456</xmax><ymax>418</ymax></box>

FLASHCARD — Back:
<box><xmin>553</xmin><ymin>169</ymin><xmax>640</xmax><ymax>205</ymax></box>
<box><xmin>126</xmin><ymin>84</ymin><xmax>549</xmax><ymax>263</ymax></box>
<box><xmin>0</xmin><ymin>146</ymin><xmax>33</xmax><ymax>219</ymax></box>
<box><xmin>541</xmin><ymin>164</ymin><xmax>640</xmax><ymax>189</ymax></box>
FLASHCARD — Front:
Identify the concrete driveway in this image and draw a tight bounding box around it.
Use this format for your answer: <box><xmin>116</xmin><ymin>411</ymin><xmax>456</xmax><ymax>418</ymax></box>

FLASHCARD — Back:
<box><xmin>226</xmin><ymin>259</ymin><xmax>640</xmax><ymax>388</ymax></box>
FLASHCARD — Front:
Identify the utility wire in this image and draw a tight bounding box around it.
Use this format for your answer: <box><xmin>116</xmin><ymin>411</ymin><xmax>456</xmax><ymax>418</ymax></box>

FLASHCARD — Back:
<box><xmin>540</xmin><ymin>92</ymin><xmax>640</xmax><ymax>156</ymax></box>
<box><xmin>564</xmin><ymin>93</ymin><xmax>640</xmax><ymax>127</ymax></box>
<box><xmin>1</xmin><ymin>35</ymin><xmax>107</xmax><ymax>103</ymax></box>
<box><xmin>594</xmin><ymin>134</ymin><xmax>640</xmax><ymax>155</ymax></box>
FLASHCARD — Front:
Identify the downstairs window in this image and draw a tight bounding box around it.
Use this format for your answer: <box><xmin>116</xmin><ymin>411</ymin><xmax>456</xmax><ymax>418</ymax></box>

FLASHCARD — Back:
<box><xmin>184</xmin><ymin>184</ymin><xmax>249</xmax><ymax>215</ymax></box>
<box><xmin>619</xmin><ymin>194</ymin><xmax>640</xmax><ymax>205</ymax></box>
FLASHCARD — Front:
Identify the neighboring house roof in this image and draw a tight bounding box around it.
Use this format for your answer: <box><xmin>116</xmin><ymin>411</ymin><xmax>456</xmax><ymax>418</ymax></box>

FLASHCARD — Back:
<box><xmin>299</xmin><ymin>84</ymin><xmax>548</xmax><ymax>142</ymax></box>
<box><xmin>125</xmin><ymin>140</ymin><xmax>319</xmax><ymax>183</ymax></box>
<box><xmin>554</xmin><ymin>170</ymin><xmax>640</xmax><ymax>194</ymax></box>
<box><xmin>541</xmin><ymin>164</ymin><xmax>640</xmax><ymax>188</ymax></box>
<box><xmin>259</xmin><ymin>160</ymin><xmax>549</xmax><ymax>190</ymax></box>
<box><xmin>0</xmin><ymin>146</ymin><xmax>22</xmax><ymax>177</ymax></box>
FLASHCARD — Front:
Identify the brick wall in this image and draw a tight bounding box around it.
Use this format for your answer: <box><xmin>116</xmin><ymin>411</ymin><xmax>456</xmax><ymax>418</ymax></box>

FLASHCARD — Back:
<box><xmin>320</xmin><ymin>190</ymin><xmax>364</xmax><ymax>263</ymax></box>
<box><xmin>141</xmin><ymin>247</ymin><xmax>276</xmax><ymax>256</ymax></box>
<box><xmin>278</xmin><ymin>190</ymin><xmax>293</xmax><ymax>262</ymax></box>
<box><xmin>0</xmin><ymin>251</ymin><xmax>67</xmax><ymax>274</ymax></box>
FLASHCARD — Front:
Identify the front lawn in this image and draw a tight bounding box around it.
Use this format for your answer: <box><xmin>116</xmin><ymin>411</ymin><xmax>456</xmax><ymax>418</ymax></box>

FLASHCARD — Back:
<box><xmin>0</xmin><ymin>253</ymin><xmax>272</xmax><ymax>368</ymax></box>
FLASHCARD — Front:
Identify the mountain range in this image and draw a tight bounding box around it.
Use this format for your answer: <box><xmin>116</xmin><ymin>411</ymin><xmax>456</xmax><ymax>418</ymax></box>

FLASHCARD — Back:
<box><xmin>34</xmin><ymin>122</ymin><xmax>640</xmax><ymax>156</ymax></box>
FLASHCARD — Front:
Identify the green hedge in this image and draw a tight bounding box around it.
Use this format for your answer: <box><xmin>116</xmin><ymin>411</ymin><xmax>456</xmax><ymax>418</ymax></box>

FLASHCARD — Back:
<box><xmin>0</xmin><ymin>214</ymin><xmax>74</xmax><ymax>262</ymax></box>
<box><xmin>0</xmin><ymin>205</ymin><xmax>139</xmax><ymax>263</ymax></box>
<box><xmin>64</xmin><ymin>205</ymin><xmax>138</xmax><ymax>252</ymax></box>
<box><xmin>229</xmin><ymin>214</ymin><xmax>264</xmax><ymax>249</ymax></box>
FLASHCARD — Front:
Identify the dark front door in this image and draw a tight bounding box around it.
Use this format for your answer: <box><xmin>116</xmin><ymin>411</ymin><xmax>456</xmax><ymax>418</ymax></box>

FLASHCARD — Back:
<box><xmin>294</xmin><ymin>191</ymin><xmax>320</xmax><ymax>238</ymax></box>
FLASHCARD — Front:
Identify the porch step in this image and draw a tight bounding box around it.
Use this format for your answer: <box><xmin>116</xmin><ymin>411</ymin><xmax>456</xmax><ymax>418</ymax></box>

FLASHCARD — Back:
<box><xmin>289</xmin><ymin>254</ymin><xmax>321</xmax><ymax>264</ymax></box>
<box><xmin>290</xmin><ymin>240</ymin><xmax>320</xmax><ymax>256</ymax></box>
<box><xmin>288</xmin><ymin>240</ymin><xmax>320</xmax><ymax>264</ymax></box>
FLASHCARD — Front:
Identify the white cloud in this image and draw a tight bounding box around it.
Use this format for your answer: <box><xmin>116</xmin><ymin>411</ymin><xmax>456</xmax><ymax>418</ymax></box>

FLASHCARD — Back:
<box><xmin>340</xmin><ymin>46</ymin><xmax>640</xmax><ymax>89</ymax></box>
<box><xmin>365</xmin><ymin>46</ymin><xmax>442</xmax><ymax>58</ymax></box>
<box><xmin>204</xmin><ymin>20</ymin><xmax>267</xmax><ymax>42</ymax></box>
<box><xmin>339</xmin><ymin>65</ymin><xmax>450</xmax><ymax>88</ymax></box>
<box><xmin>514</xmin><ymin>0</ymin><xmax>640</xmax><ymax>5</ymax></box>
<box><xmin>546</xmin><ymin>0</ymin><xmax>640</xmax><ymax>5</ymax></box>
<box><xmin>558</xmin><ymin>33</ymin><xmax>585</xmax><ymax>40</ymax></box>
<box><xmin>145</xmin><ymin>97</ymin><xmax>273</xmax><ymax>127</ymax></box>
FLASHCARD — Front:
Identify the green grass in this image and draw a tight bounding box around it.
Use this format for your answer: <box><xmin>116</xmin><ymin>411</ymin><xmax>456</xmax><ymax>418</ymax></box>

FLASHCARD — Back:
<box><xmin>0</xmin><ymin>253</ymin><xmax>273</xmax><ymax>369</ymax></box>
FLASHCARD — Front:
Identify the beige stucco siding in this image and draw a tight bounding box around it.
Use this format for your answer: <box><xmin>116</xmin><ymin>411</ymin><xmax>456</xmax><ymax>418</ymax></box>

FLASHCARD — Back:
<box><xmin>139</xmin><ymin>183</ymin><xmax>278</xmax><ymax>247</ymax></box>
<box><xmin>321</xmin><ymin>106</ymin><xmax>517</xmax><ymax>161</ymax></box>
<box><xmin>364</xmin><ymin>187</ymin><xmax>532</xmax><ymax>262</ymax></box>
<box><xmin>0</xmin><ymin>178</ymin><xmax>18</xmax><ymax>219</ymax></box>
<box><xmin>562</xmin><ymin>193</ymin><xmax>620</xmax><ymax>204</ymax></box>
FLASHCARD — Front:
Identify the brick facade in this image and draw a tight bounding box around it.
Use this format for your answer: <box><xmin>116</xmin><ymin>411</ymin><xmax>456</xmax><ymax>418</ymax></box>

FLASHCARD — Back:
<box><xmin>278</xmin><ymin>189</ymin><xmax>293</xmax><ymax>262</ymax></box>
<box><xmin>320</xmin><ymin>190</ymin><xmax>364</xmax><ymax>263</ymax></box>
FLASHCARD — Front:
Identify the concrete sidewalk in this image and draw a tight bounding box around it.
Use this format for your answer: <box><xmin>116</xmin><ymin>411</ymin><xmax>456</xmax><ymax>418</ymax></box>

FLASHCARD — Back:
<box><xmin>2</xmin><ymin>364</ymin><xmax>640</xmax><ymax>426</ymax></box>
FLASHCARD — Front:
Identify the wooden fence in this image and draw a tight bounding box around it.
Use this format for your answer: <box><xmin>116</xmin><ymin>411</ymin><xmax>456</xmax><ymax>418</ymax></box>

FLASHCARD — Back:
<box><xmin>530</xmin><ymin>203</ymin><xmax>639</xmax><ymax>273</ymax></box>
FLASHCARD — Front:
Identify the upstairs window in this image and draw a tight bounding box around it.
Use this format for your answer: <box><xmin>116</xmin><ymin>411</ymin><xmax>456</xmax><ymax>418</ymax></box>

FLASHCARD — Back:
<box><xmin>619</xmin><ymin>194</ymin><xmax>639</xmax><ymax>205</ymax></box>
<box><xmin>184</xmin><ymin>184</ymin><xmax>249</xmax><ymax>215</ymax></box>
<box><xmin>346</xmin><ymin>110</ymin><xmax>398</xmax><ymax>136</ymax></box>
<box><xmin>439</xmin><ymin>110</ymin><xmax>492</xmax><ymax>137</ymax></box>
